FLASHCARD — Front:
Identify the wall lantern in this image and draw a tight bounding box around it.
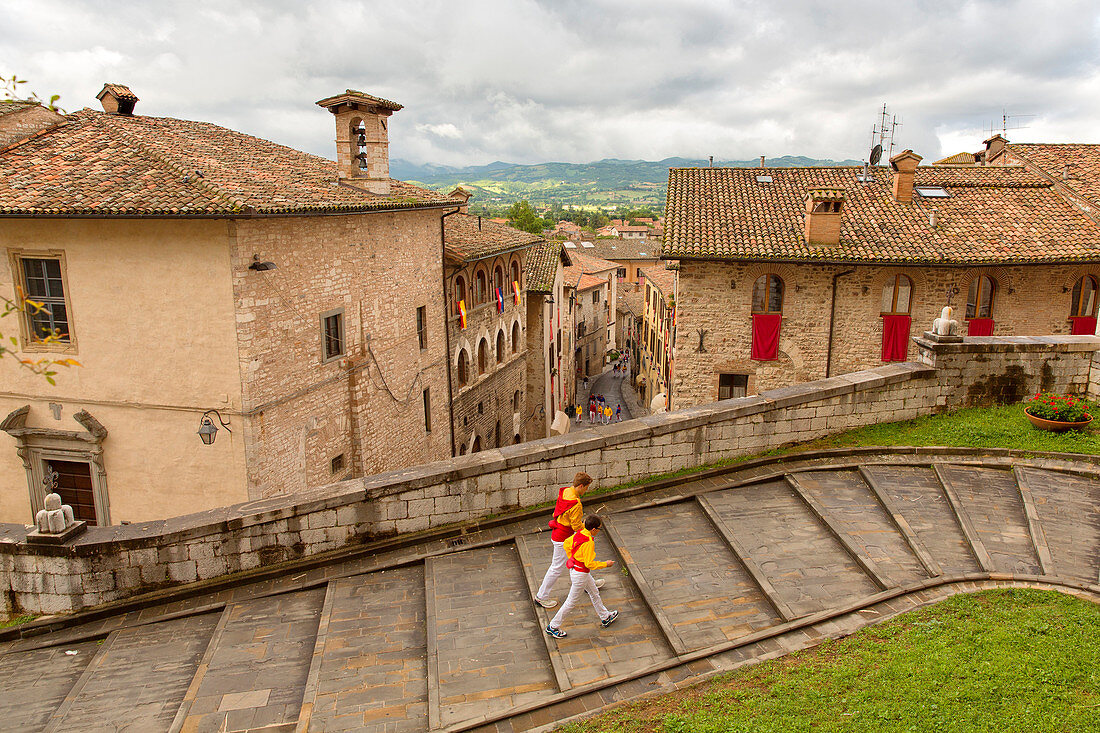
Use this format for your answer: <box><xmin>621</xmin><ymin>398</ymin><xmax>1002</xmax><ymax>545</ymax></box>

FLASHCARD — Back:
<box><xmin>546</xmin><ymin>295</ymin><xmax>555</xmax><ymax>305</ymax></box>
<box><xmin>198</xmin><ymin>410</ymin><xmax>232</xmax><ymax>445</ymax></box>
<box><xmin>249</xmin><ymin>254</ymin><xmax>277</xmax><ymax>271</ymax></box>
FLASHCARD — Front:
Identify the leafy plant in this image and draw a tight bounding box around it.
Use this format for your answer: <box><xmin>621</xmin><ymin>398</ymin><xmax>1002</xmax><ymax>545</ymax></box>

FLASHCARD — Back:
<box><xmin>1024</xmin><ymin>392</ymin><xmax>1092</xmax><ymax>423</ymax></box>
<box><xmin>0</xmin><ymin>75</ymin><xmax>78</xmax><ymax>382</ymax></box>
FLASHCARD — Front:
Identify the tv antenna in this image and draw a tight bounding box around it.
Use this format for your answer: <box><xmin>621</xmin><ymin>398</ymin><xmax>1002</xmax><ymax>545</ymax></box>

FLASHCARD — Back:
<box><xmin>987</xmin><ymin>107</ymin><xmax>1034</xmax><ymax>138</ymax></box>
<box><xmin>860</xmin><ymin>103</ymin><xmax>895</xmax><ymax>182</ymax></box>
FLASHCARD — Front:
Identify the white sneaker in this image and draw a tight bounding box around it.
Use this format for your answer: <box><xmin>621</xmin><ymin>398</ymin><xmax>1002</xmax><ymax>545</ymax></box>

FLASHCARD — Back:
<box><xmin>535</xmin><ymin>597</ymin><xmax>558</xmax><ymax>608</ymax></box>
<box><xmin>594</xmin><ymin>578</ymin><xmax>606</xmax><ymax>589</ymax></box>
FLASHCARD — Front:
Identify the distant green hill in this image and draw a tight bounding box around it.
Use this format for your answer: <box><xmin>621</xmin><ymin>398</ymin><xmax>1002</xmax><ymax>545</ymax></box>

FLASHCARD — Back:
<box><xmin>392</xmin><ymin>156</ymin><xmax>862</xmax><ymax>209</ymax></box>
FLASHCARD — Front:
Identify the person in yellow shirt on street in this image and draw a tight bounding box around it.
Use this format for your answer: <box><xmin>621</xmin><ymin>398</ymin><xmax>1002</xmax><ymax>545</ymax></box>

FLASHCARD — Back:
<box><xmin>545</xmin><ymin>516</ymin><xmax>619</xmax><ymax>638</ymax></box>
<box><xmin>535</xmin><ymin>472</ymin><xmax>604</xmax><ymax>608</ymax></box>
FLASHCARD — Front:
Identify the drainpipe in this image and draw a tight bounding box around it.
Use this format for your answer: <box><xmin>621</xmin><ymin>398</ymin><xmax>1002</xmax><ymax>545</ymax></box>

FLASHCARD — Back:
<box><xmin>825</xmin><ymin>269</ymin><xmax>856</xmax><ymax>378</ymax></box>
<box><xmin>441</xmin><ymin>206</ymin><xmax>462</xmax><ymax>457</ymax></box>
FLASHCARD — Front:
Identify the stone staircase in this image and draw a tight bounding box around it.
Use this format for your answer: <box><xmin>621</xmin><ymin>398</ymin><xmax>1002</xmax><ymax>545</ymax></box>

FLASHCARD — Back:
<box><xmin>1</xmin><ymin>452</ymin><xmax>1098</xmax><ymax>733</ymax></box>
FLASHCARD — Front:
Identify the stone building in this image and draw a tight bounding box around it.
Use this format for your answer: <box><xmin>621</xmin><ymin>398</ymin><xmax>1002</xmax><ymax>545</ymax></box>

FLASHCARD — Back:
<box><xmin>616</xmin><ymin>285</ymin><xmax>644</xmax><ymax>372</ymax></box>
<box><xmin>575</xmin><ymin>237</ymin><xmax>660</xmax><ymax>286</ymax></box>
<box><xmin>525</xmin><ymin>240</ymin><xmax>574</xmax><ymax>438</ymax></box>
<box><xmin>639</xmin><ymin>266</ymin><xmax>677</xmax><ymax>409</ymax></box>
<box><xmin>665</xmin><ymin>151</ymin><xmax>1100</xmax><ymax>409</ymax></box>
<box><xmin>442</xmin><ymin>212</ymin><xmax>537</xmax><ymax>453</ymax></box>
<box><xmin>565</xmin><ymin>251</ymin><xmax>619</xmax><ymax>379</ymax></box>
<box><xmin>0</xmin><ymin>85</ymin><xmax>457</xmax><ymax>524</ymax></box>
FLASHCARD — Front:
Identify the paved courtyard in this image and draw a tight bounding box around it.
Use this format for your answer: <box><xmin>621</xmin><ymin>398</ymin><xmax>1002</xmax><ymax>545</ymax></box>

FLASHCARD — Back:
<box><xmin>1</xmin><ymin>449</ymin><xmax>1098</xmax><ymax>732</ymax></box>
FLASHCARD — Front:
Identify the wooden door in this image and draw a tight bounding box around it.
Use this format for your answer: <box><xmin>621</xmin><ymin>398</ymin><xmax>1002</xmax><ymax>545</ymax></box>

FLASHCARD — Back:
<box><xmin>47</xmin><ymin>459</ymin><xmax>97</xmax><ymax>525</ymax></box>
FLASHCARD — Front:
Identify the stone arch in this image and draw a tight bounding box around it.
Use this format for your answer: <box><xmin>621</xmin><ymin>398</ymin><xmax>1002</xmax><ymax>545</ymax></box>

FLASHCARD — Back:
<box><xmin>1061</xmin><ymin>265</ymin><xmax>1100</xmax><ymax>294</ymax></box>
<box><xmin>509</xmin><ymin>256</ymin><xmax>523</xmax><ymax>290</ymax></box>
<box><xmin>957</xmin><ymin>267</ymin><xmax>1015</xmax><ymax>298</ymax></box>
<box><xmin>477</xmin><ymin>338</ymin><xmax>489</xmax><ymax>374</ymax></box>
<box><xmin>741</xmin><ymin>262</ymin><xmax>799</xmax><ymax>291</ymax></box>
<box><xmin>870</xmin><ymin>267</ymin><xmax>927</xmax><ymax>300</ymax></box>
<box><xmin>495</xmin><ymin>329</ymin><xmax>505</xmax><ymax>363</ymax></box>
<box><xmin>510</xmin><ymin>318</ymin><xmax>521</xmax><ymax>353</ymax></box>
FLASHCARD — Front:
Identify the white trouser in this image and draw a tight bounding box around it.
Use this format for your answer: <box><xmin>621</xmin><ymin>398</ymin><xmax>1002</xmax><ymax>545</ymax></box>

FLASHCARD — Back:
<box><xmin>536</xmin><ymin>540</ymin><xmax>567</xmax><ymax>601</ymax></box>
<box><xmin>550</xmin><ymin>569</ymin><xmax>610</xmax><ymax>628</ymax></box>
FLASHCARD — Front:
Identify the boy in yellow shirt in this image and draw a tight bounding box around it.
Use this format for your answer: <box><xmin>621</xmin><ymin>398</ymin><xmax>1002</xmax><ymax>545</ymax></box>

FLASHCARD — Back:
<box><xmin>535</xmin><ymin>472</ymin><xmax>604</xmax><ymax>608</ymax></box>
<box><xmin>545</xmin><ymin>516</ymin><xmax>619</xmax><ymax>638</ymax></box>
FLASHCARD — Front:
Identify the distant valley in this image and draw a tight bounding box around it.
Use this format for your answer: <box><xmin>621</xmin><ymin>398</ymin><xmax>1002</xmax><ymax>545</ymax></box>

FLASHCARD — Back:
<box><xmin>392</xmin><ymin>156</ymin><xmax>863</xmax><ymax>211</ymax></box>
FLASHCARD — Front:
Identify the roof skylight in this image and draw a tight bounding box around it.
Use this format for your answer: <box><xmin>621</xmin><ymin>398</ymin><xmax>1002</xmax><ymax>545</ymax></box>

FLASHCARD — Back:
<box><xmin>755</xmin><ymin>175</ymin><xmax>773</xmax><ymax>183</ymax></box>
<box><xmin>564</xmin><ymin>242</ymin><xmax>576</xmax><ymax>248</ymax></box>
<box><xmin>915</xmin><ymin>186</ymin><xmax>950</xmax><ymax>198</ymax></box>
<box><xmin>581</xmin><ymin>242</ymin><xmax>594</xmax><ymax>248</ymax></box>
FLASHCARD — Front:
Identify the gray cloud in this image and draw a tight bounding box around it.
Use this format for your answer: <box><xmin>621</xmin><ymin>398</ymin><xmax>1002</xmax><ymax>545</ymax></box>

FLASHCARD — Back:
<box><xmin>1</xmin><ymin>0</ymin><xmax>1098</xmax><ymax>167</ymax></box>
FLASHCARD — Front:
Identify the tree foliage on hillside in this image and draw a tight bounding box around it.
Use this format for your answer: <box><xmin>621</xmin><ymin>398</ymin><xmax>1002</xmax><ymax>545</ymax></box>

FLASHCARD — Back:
<box><xmin>507</xmin><ymin>200</ymin><xmax>549</xmax><ymax>234</ymax></box>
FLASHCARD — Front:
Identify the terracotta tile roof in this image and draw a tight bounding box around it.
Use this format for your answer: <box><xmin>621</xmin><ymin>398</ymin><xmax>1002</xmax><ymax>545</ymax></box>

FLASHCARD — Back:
<box><xmin>614</xmin><ymin>225</ymin><xmax>650</xmax><ymax>233</ymax></box>
<box><xmin>525</xmin><ymin>239</ymin><xmax>569</xmax><ymax>293</ymax></box>
<box><xmin>1005</xmin><ymin>143</ymin><xmax>1100</xmax><ymax>212</ymax></box>
<box><xmin>315</xmin><ymin>89</ymin><xmax>403</xmax><ymax>112</ymax></box>
<box><xmin>617</xmin><ymin>287</ymin><xmax>645</xmax><ymax>315</ymax></box>
<box><xmin>933</xmin><ymin>151</ymin><xmax>979</xmax><ymax>165</ymax></box>
<box><xmin>663</xmin><ymin>165</ymin><xmax>1100</xmax><ymax>264</ymax></box>
<box><xmin>563</xmin><ymin>250</ymin><xmax>619</xmax><ymax>291</ymax></box>
<box><xmin>578</xmin><ymin>238</ymin><xmax>659</xmax><ymax>261</ymax></box>
<box><xmin>640</xmin><ymin>265</ymin><xmax>675</xmax><ymax>296</ymax></box>
<box><xmin>0</xmin><ymin>108</ymin><xmax>452</xmax><ymax>217</ymax></box>
<box><xmin>98</xmin><ymin>83</ymin><xmax>138</xmax><ymax>101</ymax></box>
<box><xmin>444</xmin><ymin>213</ymin><xmax>541</xmax><ymax>263</ymax></box>
<box><xmin>0</xmin><ymin>100</ymin><xmax>38</xmax><ymax>116</ymax></box>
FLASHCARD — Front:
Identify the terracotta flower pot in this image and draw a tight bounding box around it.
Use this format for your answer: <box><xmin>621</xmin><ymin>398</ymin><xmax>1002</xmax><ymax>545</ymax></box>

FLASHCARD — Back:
<box><xmin>1025</xmin><ymin>409</ymin><xmax>1093</xmax><ymax>433</ymax></box>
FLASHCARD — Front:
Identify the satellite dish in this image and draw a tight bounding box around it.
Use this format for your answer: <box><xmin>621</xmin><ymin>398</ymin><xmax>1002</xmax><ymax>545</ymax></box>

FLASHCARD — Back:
<box><xmin>869</xmin><ymin>144</ymin><xmax>883</xmax><ymax>166</ymax></box>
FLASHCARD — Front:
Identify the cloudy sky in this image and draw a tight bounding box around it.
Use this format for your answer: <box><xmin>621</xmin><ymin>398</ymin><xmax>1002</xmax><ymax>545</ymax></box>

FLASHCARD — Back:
<box><xmin>3</xmin><ymin>0</ymin><xmax>1099</xmax><ymax>167</ymax></box>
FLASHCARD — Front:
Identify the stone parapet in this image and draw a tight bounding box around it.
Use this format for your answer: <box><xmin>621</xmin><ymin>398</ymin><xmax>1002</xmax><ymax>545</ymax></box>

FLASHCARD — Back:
<box><xmin>2</xmin><ymin>336</ymin><xmax>1097</xmax><ymax>615</ymax></box>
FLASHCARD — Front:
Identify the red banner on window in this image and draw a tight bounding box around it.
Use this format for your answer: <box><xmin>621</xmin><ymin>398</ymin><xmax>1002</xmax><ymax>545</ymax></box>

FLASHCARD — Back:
<box><xmin>751</xmin><ymin>313</ymin><xmax>782</xmax><ymax>361</ymax></box>
<box><xmin>881</xmin><ymin>314</ymin><xmax>911</xmax><ymax>362</ymax></box>
<box><xmin>967</xmin><ymin>318</ymin><xmax>994</xmax><ymax>336</ymax></box>
<box><xmin>1070</xmin><ymin>316</ymin><xmax>1097</xmax><ymax>335</ymax></box>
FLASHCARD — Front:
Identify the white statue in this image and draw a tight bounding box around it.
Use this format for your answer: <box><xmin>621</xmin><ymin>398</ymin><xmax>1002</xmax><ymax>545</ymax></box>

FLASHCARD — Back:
<box><xmin>932</xmin><ymin>306</ymin><xmax>958</xmax><ymax>337</ymax></box>
<box><xmin>35</xmin><ymin>492</ymin><xmax>76</xmax><ymax>534</ymax></box>
<box><xmin>650</xmin><ymin>392</ymin><xmax>668</xmax><ymax>413</ymax></box>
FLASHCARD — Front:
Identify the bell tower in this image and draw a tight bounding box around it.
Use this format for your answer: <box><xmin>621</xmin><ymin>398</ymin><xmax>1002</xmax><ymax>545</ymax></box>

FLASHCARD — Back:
<box><xmin>316</xmin><ymin>89</ymin><xmax>403</xmax><ymax>195</ymax></box>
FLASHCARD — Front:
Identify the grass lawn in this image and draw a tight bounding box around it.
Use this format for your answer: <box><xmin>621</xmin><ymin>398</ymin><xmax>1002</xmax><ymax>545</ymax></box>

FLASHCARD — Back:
<box><xmin>559</xmin><ymin>589</ymin><xmax>1100</xmax><ymax>733</ymax></box>
<box><xmin>805</xmin><ymin>402</ymin><xmax>1100</xmax><ymax>456</ymax></box>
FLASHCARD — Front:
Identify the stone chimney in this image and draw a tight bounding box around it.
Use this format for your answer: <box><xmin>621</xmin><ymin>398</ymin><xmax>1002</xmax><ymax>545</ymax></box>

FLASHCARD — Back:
<box><xmin>316</xmin><ymin>89</ymin><xmax>403</xmax><ymax>195</ymax></box>
<box><xmin>803</xmin><ymin>188</ymin><xmax>845</xmax><ymax>246</ymax></box>
<box><xmin>889</xmin><ymin>150</ymin><xmax>922</xmax><ymax>203</ymax></box>
<box><xmin>448</xmin><ymin>186</ymin><xmax>472</xmax><ymax>213</ymax></box>
<box><xmin>982</xmin><ymin>133</ymin><xmax>1008</xmax><ymax>163</ymax></box>
<box><xmin>96</xmin><ymin>83</ymin><xmax>138</xmax><ymax>115</ymax></box>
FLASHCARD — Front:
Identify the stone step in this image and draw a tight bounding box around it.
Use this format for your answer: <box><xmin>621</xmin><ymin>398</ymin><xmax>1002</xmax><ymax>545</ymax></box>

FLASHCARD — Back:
<box><xmin>297</xmin><ymin>567</ymin><xmax>428</xmax><ymax>733</ymax></box>
<box><xmin>703</xmin><ymin>480</ymin><xmax>880</xmax><ymax>617</ymax></box>
<box><xmin>1015</xmin><ymin>467</ymin><xmax>1100</xmax><ymax>583</ymax></box>
<box><xmin>426</xmin><ymin>545</ymin><xmax>557</xmax><ymax>729</ymax></box>
<box><xmin>169</xmin><ymin>588</ymin><xmax>326</xmax><ymax>732</ymax></box>
<box><xmin>603</xmin><ymin>501</ymin><xmax>783</xmax><ymax>651</ymax></box>
<box><xmin>516</xmin><ymin>528</ymin><xmax>675</xmax><ymax>690</ymax></box>
<box><xmin>935</xmin><ymin>464</ymin><xmax>1043</xmax><ymax>576</ymax></box>
<box><xmin>863</xmin><ymin>465</ymin><xmax>982</xmax><ymax>575</ymax></box>
<box><xmin>792</xmin><ymin>469</ymin><xmax>929</xmax><ymax>586</ymax></box>
<box><xmin>44</xmin><ymin>611</ymin><xmax>221</xmax><ymax>732</ymax></box>
<box><xmin>0</xmin><ymin>636</ymin><xmax>100</xmax><ymax>731</ymax></box>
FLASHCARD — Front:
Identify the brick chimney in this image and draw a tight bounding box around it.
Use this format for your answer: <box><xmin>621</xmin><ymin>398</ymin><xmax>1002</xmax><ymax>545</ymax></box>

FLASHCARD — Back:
<box><xmin>803</xmin><ymin>188</ymin><xmax>845</xmax><ymax>246</ymax></box>
<box><xmin>96</xmin><ymin>83</ymin><xmax>138</xmax><ymax>115</ymax></box>
<box><xmin>448</xmin><ymin>186</ymin><xmax>472</xmax><ymax>213</ymax></box>
<box><xmin>316</xmin><ymin>89</ymin><xmax>403</xmax><ymax>195</ymax></box>
<box><xmin>889</xmin><ymin>150</ymin><xmax>922</xmax><ymax>203</ymax></box>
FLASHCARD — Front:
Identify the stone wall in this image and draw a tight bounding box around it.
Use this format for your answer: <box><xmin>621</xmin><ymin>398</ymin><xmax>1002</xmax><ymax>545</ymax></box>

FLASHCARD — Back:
<box><xmin>2</xmin><ymin>335</ymin><xmax>1098</xmax><ymax>615</ymax></box>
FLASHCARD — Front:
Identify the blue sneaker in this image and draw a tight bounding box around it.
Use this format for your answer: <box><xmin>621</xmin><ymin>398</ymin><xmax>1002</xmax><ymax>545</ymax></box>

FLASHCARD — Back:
<box><xmin>545</xmin><ymin>624</ymin><xmax>566</xmax><ymax>639</ymax></box>
<box><xmin>600</xmin><ymin>610</ymin><xmax>619</xmax><ymax>628</ymax></box>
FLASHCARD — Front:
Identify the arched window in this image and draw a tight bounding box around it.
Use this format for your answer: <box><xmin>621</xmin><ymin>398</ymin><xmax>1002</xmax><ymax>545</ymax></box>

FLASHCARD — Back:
<box><xmin>1071</xmin><ymin>276</ymin><xmax>1098</xmax><ymax>317</ymax></box>
<box><xmin>457</xmin><ymin>349</ymin><xmax>469</xmax><ymax>386</ymax></box>
<box><xmin>880</xmin><ymin>274</ymin><xmax>913</xmax><ymax>314</ymax></box>
<box><xmin>454</xmin><ymin>275</ymin><xmax>467</xmax><ymax>316</ymax></box>
<box><xmin>475</xmin><ymin>269</ymin><xmax>488</xmax><ymax>304</ymax></box>
<box><xmin>966</xmin><ymin>276</ymin><xmax>995</xmax><ymax>319</ymax></box>
<box><xmin>471</xmin><ymin>435</ymin><xmax>481</xmax><ymax>453</ymax></box>
<box><xmin>511</xmin><ymin>321</ymin><xmax>520</xmax><ymax>353</ymax></box>
<box><xmin>511</xmin><ymin>260</ymin><xmax>521</xmax><ymax>289</ymax></box>
<box><xmin>458</xmin><ymin>443</ymin><xmax>467</xmax><ymax>456</ymax></box>
<box><xmin>513</xmin><ymin>389</ymin><xmax>521</xmax><ymax>411</ymax></box>
<box><xmin>496</xmin><ymin>330</ymin><xmax>505</xmax><ymax>363</ymax></box>
<box><xmin>494</xmin><ymin>264</ymin><xmax>504</xmax><ymax>296</ymax></box>
<box><xmin>514</xmin><ymin>434</ymin><xmax>522</xmax><ymax>444</ymax></box>
<box><xmin>478</xmin><ymin>339</ymin><xmax>488</xmax><ymax>374</ymax></box>
<box><xmin>751</xmin><ymin>275</ymin><xmax>784</xmax><ymax>313</ymax></box>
